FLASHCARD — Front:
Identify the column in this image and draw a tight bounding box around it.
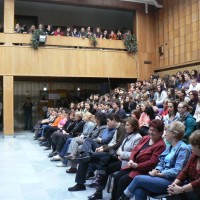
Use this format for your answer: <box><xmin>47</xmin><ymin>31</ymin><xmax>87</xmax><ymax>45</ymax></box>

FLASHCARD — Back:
<box><xmin>4</xmin><ymin>0</ymin><xmax>15</xmax><ymax>33</ymax></box>
<box><xmin>3</xmin><ymin>76</ymin><xmax>14</xmax><ymax>135</ymax></box>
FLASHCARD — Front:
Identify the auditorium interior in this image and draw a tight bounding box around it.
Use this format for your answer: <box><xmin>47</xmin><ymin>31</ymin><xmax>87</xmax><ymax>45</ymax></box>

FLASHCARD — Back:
<box><xmin>0</xmin><ymin>0</ymin><xmax>200</xmax><ymax>199</ymax></box>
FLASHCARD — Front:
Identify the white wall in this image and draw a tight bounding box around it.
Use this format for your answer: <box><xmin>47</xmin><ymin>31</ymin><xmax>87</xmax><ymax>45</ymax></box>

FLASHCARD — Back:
<box><xmin>15</xmin><ymin>1</ymin><xmax>134</xmax><ymax>30</ymax></box>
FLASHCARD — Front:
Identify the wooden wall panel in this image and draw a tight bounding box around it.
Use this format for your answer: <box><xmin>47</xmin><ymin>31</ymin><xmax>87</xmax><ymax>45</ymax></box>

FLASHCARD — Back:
<box><xmin>158</xmin><ymin>65</ymin><xmax>200</xmax><ymax>77</ymax></box>
<box><xmin>3</xmin><ymin>76</ymin><xmax>14</xmax><ymax>135</ymax></box>
<box><xmin>155</xmin><ymin>0</ymin><xmax>200</xmax><ymax>71</ymax></box>
<box><xmin>0</xmin><ymin>46</ymin><xmax>137</xmax><ymax>78</ymax></box>
<box><xmin>136</xmin><ymin>9</ymin><xmax>156</xmax><ymax>80</ymax></box>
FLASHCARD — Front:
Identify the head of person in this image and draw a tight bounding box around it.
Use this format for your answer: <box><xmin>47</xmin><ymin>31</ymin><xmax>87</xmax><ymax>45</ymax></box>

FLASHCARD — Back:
<box><xmin>167</xmin><ymin>88</ymin><xmax>175</xmax><ymax>98</ymax></box>
<box><xmin>184</xmin><ymin>73</ymin><xmax>191</xmax><ymax>81</ymax></box>
<box><xmin>95</xmin><ymin>112</ymin><xmax>107</xmax><ymax>126</ymax></box>
<box><xmin>56</xmin><ymin>27</ymin><xmax>61</xmax><ymax>33</ymax></box>
<box><xmin>178</xmin><ymin>102</ymin><xmax>189</xmax><ymax>115</ymax></box>
<box><xmin>188</xmin><ymin>90</ymin><xmax>198</xmax><ymax>102</ymax></box>
<box><xmin>178</xmin><ymin>89</ymin><xmax>186</xmax><ymax>98</ymax></box>
<box><xmin>144</xmin><ymin>106</ymin><xmax>155</xmax><ymax>120</ymax></box>
<box><xmin>179</xmin><ymin>74</ymin><xmax>185</xmax><ymax>82</ymax></box>
<box><xmin>140</xmin><ymin>102</ymin><xmax>148</xmax><ymax>112</ymax></box>
<box><xmin>81</xmin><ymin>27</ymin><xmax>85</xmax><ymax>33</ymax></box>
<box><xmin>148</xmin><ymin>119</ymin><xmax>164</xmax><ymax>142</ymax></box>
<box><xmin>157</xmin><ymin>84</ymin><xmax>163</xmax><ymax>93</ymax></box>
<box><xmin>112</xmin><ymin>100</ymin><xmax>120</xmax><ymax>111</ymax></box>
<box><xmin>106</xmin><ymin>113</ymin><xmax>121</xmax><ymax>129</ymax></box>
<box><xmin>167</xmin><ymin>100</ymin><xmax>178</xmax><ymax>115</ymax></box>
<box><xmin>131</xmin><ymin>109</ymin><xmax>141</xmax><ymax>120</ymax></box>
<box><xmin>75</xmin><ymin>111</ymin><xmax>82</xmax><ymax>121</ymax></box>
<box><xmin>165</xmin><ymin>121</ymin><xmax>185</xmax><ymax>143</ymax></box>
<box><xmin>125</xmin><ymin>117</ymin><xmax>139</xmax><ymax>134</ymax></box>
<box><xmin>189</xmin><ymin>130</ymin><xmax>200</xmax><ymax>157</ymax></box>
<box><xmin>84</xmin><ymin>101</ymin><xmax>91</xmax><ymax>111</ymax></box>
<box><xmin>191</xmin><ymin>79</ymin><xmax>198</xmax><ymax>87</ymax></box>
<box><xmin>191</xmin><ymin>70</ymin><xmax>198</xmax><ymax>78</ymax></box>
<box><xmin>83</xmin><ymin>112</ymin><xmax>94</xmax><ymax>122</ymax></box>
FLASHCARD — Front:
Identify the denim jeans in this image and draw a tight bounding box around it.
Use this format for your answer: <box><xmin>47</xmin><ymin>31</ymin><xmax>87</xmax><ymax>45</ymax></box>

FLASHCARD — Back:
<box><xmin>124</xmin><ymin>175</ymin><xmax>172</xmax><ymax>200</ymax></box>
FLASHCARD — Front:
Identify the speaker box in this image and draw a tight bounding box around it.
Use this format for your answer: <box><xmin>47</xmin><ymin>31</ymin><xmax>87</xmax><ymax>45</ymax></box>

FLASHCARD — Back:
<box><xmin>159</xmin><ymin>45</ymin><xmax>164</xmax><ymax>55</ymax></box>
<box><xmin>39</xmin><ymin>35</ymin><xmax>47</xmax><ymax>43</ymax></box>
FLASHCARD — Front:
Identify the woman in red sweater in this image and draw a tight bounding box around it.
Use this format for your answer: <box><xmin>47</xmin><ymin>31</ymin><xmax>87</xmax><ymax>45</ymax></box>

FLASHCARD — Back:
<box><xmin>167</xmin><ymin>130</ymin><xmax>200</xmax><ymax>200</ymax></box>
<box><xmin>110</xmin><ymin>119</ymin><xmax>166</xmax><ymax>200</ymax></box>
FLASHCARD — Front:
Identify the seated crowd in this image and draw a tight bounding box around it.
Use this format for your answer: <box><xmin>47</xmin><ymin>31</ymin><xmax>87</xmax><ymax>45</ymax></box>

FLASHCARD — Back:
<box><xmin>32</xmin><ymin>69</ymin><xmax>200</xmax><ymax>200</ymax></box>
<box><xmin>13</xmin><ymin>23</ymin><xmax>129</xmax><ymax>40</ymax></box>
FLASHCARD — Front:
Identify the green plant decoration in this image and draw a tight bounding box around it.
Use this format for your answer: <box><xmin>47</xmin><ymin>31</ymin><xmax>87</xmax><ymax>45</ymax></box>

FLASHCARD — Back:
<box><xmin>124</xmin><ymin>34</ymin><xmax>138</xmax><ymax>54</ymax></box>
<box><xmin>89</xmin><ymin>35</ymin><xmax>98</xmax><ymax>47</ymax></box>
<box><xmin>30</xmin><ymin>29</ymin><xmax>46</xmax><ymax>50</ymax></box>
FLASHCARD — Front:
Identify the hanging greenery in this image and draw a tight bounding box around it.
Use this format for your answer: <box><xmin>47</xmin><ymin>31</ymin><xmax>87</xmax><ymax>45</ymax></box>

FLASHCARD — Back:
<box><xmin>124</xmin><ymin>34</ymin><xmax>138</xmax><ymax>54</ymax></box>
<box><xmin>30</xmin><ymin>29</ymin><xmax>46</xmax><ymax>50</ymax></box>
<box><xmin>89</xmin><ymin>35</ymin><xmax>98</xmax><ymax>47</ymax></box>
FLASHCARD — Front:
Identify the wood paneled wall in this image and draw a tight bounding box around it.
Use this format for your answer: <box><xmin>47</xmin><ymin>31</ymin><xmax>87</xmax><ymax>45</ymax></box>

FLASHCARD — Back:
<box><xmin>155</xmin><ymin>0</ymin><xmax>200</xmax><ymax>71</ymax></box>
<box><xmin>136</xmin><ymin>9</ymin><xmax>156</xmax><ymax>80</ymax></box>
<box><xmin>0</xmin><ymin>46</ymin><xmax>137</xmax><ymax>78</ymax></box>
<box><xmin>3</xmin><ymin>76</ymin><xmax>14</xmax><ymax>135</ymax></box>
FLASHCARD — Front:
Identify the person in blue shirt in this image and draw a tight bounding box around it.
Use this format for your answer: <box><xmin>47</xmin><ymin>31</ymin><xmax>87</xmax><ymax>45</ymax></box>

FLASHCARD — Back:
<box><xmin>118</xmin><ymin>121</ymin><xmax>191</xmax><ymax>200</ymax></box>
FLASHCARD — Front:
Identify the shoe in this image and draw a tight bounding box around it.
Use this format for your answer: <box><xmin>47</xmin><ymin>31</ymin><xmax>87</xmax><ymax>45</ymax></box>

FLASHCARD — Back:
<box><xmin>48</xmin><ymin>151</ymin><xmax>58</xmax><ymax>158</ymax></box>
<box><xmin>68</xmin><ymin>184</ymin><xmax>86</xmax><ymax>192</ymax></box>
<box><xmin>38</xmin><ymin>136</ymin><xmax>45</xmax><ymax>141</ymax></box>
<box><xmin>86</xmin><ymin>172</ymin><xmax>95</xmax><ymax>180</ymax></box>
<box><xmin>73</xmin><ymin>153</ymin><xmax>90</xmax><ymax>164</ymax></box>
<box><xmin>40</xmin><ymin>141</ymin><xmax>48</xmax><ymax>146</ymax></box>
<box><xmin>51</xmin><ymin>154</ymin><xmax>62</xmax><ymax>161</ymax></box>
<box><xmin>56</xmin><ymin>162</ymin><xmax>67</xmax><ymax>167</ymax></box>
<box><xmin>87</xmin><ymin>181</ymin><xmax>99</xmax><ymax>188</ymax></box>
<box><xmin>118</xmin><ymin>194</ymin><xmax>130</xmax><ymax>200</ymax></box>
<box><xmin>66</xmin><ymin>167</ymin><xmax>77</xmax><ymax>173</ymax></box>
<box><xmin>44</xmin><ymin>146</ymin><xmax>51</xmax><ymax>150</ymax></box>
<box><xmin>65</xmin><ymin>153</ymin><xmax>76</xmax><ymax>160</ymax></box>
<box><xmin>88</xmin><ymin>190</ymin><xmax>103</xmax><ymax>200</ymax></box>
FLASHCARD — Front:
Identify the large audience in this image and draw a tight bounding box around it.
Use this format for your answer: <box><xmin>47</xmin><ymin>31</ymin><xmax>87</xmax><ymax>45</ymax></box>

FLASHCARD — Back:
<box><xmin>32</xmin><ymin>69</ymin><xmax>200</xmax><ymax>200</ymax></box>
<box><xmin>12</xmin><ymin>23</ymin><xmax>129</xmax><ymax>40</ymax></box>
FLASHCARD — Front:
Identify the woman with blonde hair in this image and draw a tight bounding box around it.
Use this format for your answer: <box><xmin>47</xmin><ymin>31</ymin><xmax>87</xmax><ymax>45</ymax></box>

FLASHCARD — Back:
<box><xmin>118</xmin><ymin>121</ymin><xmax>191</xmax><ymax>200</ymax></box>
<box><xmin>167</xmin><ymin>129</ymin><xmax>200</xmax><ymax>200</ymax></box>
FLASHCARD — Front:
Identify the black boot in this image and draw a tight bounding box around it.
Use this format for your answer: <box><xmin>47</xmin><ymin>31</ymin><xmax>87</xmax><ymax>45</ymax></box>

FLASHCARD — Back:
<box><xmin>87</xmin><ymin>174</ymin><xmax>101</xmax><ymax>188</ymax></box>
<box><xmin>118</xmin><ymin>194</ymin><xmax>130</xmax><ymax>200</ymax></box>
<box><xmin>88</xmin><ymin>190</ymin><xmax>103</xmax><ymax>200</ymax></box>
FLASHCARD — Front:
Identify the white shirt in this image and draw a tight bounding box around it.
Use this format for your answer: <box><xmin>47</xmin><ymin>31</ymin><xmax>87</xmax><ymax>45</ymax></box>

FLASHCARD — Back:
<box><xmin>188</xmin><ymin>83</ymin><xmax>200</xmax><ymax>92</ymax></box>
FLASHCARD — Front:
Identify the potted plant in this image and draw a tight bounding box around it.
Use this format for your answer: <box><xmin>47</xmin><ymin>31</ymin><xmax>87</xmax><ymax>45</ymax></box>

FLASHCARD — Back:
<box><xmin>31</xmin><ymin>29</ymin><xmax>46</xmax><ymax>50</ymax></box>
<box><xmin>124</xmin><ymin>34</ymin><xmax>138</xmax><ymax>54</ymax></box>
<box><xmin>89</xmin><ymin>35</ymin><xmax>98</xmax><ymax>47</ymax></box>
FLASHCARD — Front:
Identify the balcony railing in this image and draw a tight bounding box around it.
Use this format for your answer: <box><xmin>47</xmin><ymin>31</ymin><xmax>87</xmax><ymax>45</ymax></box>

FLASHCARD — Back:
<box><xmin>0</xmin><ymin>33</ymin><xmax>126</xmax><ymax>50</ymax></box>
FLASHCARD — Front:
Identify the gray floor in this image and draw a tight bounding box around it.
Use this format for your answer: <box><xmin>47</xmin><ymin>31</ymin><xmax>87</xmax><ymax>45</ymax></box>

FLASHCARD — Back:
<box><xmin>0</xmin><ymin>132</ymin><xmax>111</xmax><ymax>200</ymax></box>
<box><xmin>0</xmin><ymin>132</ymin><xmax>161</xmax><ymax>200</ymax></box>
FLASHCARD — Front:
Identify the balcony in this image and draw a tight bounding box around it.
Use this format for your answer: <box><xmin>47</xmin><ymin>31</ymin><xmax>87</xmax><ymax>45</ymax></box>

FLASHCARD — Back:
<box><xmin>0</xmin><ymin>33</ymin><xmax>138</xmax><ymax>78</ymax></box>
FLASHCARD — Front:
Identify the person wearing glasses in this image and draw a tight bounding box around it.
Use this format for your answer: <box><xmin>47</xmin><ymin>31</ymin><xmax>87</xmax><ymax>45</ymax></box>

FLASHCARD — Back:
<box><xmin>167</xmin><ymin>130</ymin><xmax>200</xmax><ymax>200</ymax></box>
<box><xmin>118</xmin><ymin>121</ymin><xmax>191</xmax><ymax>200</ymax></box>
<box><xmin>177</xmin><ymin>102</ymin><xmax>196</xmax><ymax>143</ymax></box>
